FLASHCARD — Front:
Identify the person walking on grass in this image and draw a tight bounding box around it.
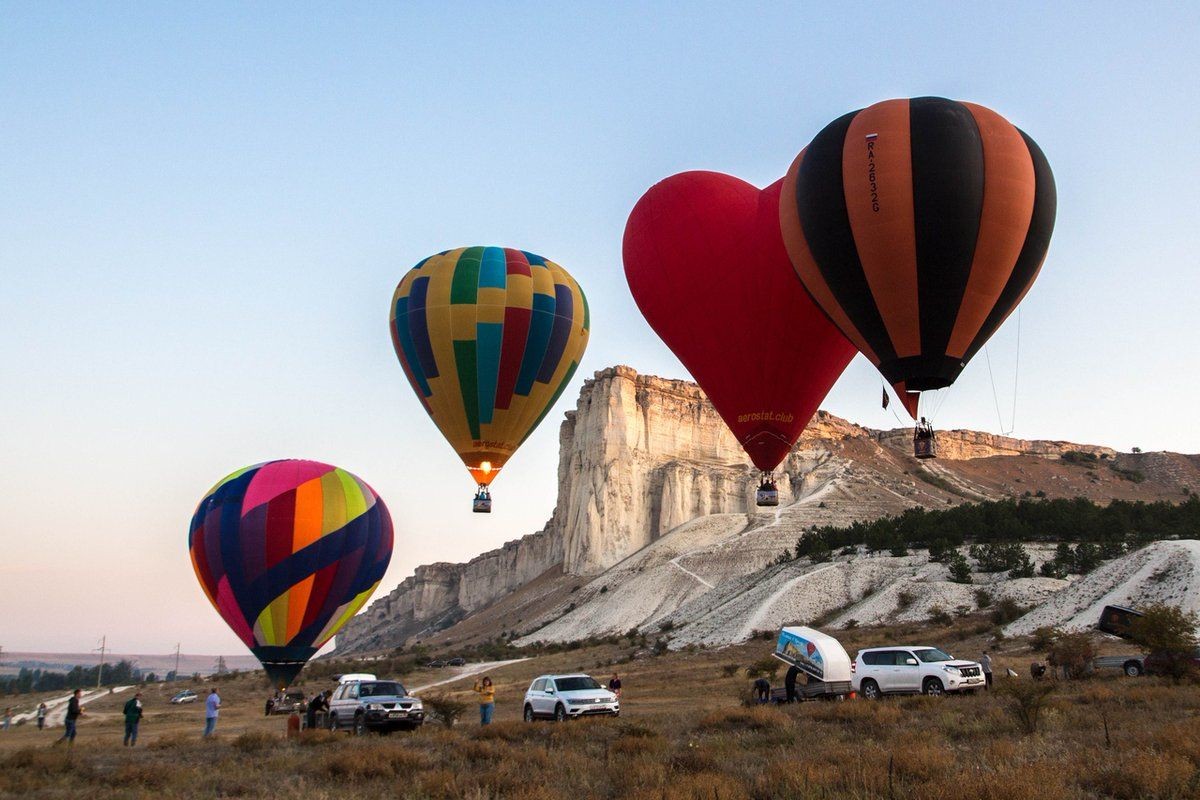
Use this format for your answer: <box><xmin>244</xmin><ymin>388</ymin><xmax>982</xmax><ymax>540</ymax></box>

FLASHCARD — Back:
<box><xmin>123</xmin><ymin>691</ymin><xmax>144</xmax><ymax>746</ymax></box>
<box><xmin>203</xmin><ymin>687</ymin><xmax>221</xmax><ymax>737</ymax></box>
<box><xmin>2</xmin><ymin>708</ymin><xmax>11</xmax><ymax>731</ymax></box>
<box><xmin>981</xmin><ymin>651</ymin><xmax>993</xmax><ymax>690</ymax></box>
<box><xmin>472</xmin><ymin>676</ymin><xmax>495</xmax><ymax>725</ymax></box>
<box><xmin>36</xmin><ymin>703</ymin><xmax>47</xmax><ymax>731</ymax></box>
<box><xmin>56</xmin><ymin>689</ymin><xmax>84</xmax><ymax>745</ymax></box>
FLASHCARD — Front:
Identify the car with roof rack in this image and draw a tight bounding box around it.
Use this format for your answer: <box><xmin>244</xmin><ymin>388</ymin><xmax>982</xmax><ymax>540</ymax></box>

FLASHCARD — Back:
<box><xmin>852</xmin><ymin>646</ymin><xmax>984</xmax><ymax>698</ymax></box>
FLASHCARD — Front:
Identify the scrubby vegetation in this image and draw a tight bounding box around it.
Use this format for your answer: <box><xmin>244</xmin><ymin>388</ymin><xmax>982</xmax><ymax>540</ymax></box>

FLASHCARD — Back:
<box><xmin>786</xmin><ymin>494</ymin><xmax>1199</xmax><ymax>562</ymax></box>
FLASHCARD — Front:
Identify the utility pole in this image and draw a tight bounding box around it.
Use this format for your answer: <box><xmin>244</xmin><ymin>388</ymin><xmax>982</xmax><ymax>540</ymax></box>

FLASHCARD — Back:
<box><xmin>173</xmin><ymin>643</ymin><xmax>181</xmax><ymax>683</ymax></box>
<box><xmin>95</xmin><ymin>635</ymin><xmax>106</xmax><ymax>689</ymax></box>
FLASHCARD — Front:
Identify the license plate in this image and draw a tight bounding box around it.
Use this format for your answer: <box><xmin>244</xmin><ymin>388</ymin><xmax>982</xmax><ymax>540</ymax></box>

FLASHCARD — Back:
<box><xmin>388</xmin><ymin>711</ymin><xmax>404</xmax><ymax>718</ymax></box>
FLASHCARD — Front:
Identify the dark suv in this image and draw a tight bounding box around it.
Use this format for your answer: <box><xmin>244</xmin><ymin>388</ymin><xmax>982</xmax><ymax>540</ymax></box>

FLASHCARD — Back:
<box><xmin>328</xmin><ymin>680</ymin><xmax>424</xmax><ymax>735</ymax></box>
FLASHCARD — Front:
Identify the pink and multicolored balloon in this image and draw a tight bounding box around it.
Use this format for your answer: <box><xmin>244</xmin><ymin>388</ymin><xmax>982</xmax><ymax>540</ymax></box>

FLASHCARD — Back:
<box><xmin>189</xmin><ymin>460</ymin><xmax>393</xmax><ymax>687</ymax></box>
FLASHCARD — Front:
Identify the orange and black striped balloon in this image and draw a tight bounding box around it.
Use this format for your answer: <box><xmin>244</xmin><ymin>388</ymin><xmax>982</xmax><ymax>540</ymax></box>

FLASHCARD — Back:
<box><xmin>780</xmin><ymin>97</ymin><xmax>1056</xmax><ymax>392</ymax></box>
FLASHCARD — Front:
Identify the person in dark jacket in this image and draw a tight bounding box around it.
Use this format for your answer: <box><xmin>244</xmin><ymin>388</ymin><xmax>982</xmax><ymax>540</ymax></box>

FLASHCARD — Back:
<box><xmin>56</xmin><ymin>689</ymin><xmax>84</xmax><ymax>745</ymax></box>
<box><xmin>305</xmin><ymin>693</ymin><xmax>322</xmax><ymax>730</ymax></box>
<box><xmin>784</xmin><ymin>666</ymin><xmax>801</xmax><ymax>703</ymax></box>
<box><xmin>753</xmin><ymin>677</ymin><xmax>771</xmax><ymax>704</ymax></box>
<box><xmin>123</xmin><ymin>691</ymin><xmax>144</xmax><ymax>746</ymax></box>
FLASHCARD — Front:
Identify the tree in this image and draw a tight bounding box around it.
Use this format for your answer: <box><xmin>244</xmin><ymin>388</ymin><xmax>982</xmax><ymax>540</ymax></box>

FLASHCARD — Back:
<box><xmin>948</xmin><ymin>552</ymin><xmax>973</xmax><ymax>584</ymax></box>
<box><xmin>1072</xmin><ymin>542</ymin><xmax>1102</xmax><ymax>574</ymax></box>
<box><xmin>1046</xmin><ymin>632</ymin><xmax>1096</xmax><ymax>679</ymax></box>
<box><xmin>1129</xmin><ymin>604</ymin><xmax>1200</xmax><ymax>682</ymax></box>
<box><xmin>808</xmin><ymin>537</ymin><xmax>832</xmax><ymax>563</ymax></box>
<box><xmin>1009</xmin><ymin>547</ymin><xmax>1035</xmax><ymax>578</ymax></box>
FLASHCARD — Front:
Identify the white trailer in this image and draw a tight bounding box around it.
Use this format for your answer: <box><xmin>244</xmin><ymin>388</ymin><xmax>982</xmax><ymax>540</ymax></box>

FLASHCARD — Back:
<box><xmin>771</xmin><ymin>626</ymin><xmax>854</xmax><ymax>699</ymax></box>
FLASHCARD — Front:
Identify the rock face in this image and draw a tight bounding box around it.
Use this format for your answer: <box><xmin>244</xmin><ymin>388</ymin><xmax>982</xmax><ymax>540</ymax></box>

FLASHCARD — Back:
<box><xmin>874</xmin><ymin>428</ymin><xmax>1117</xmax><ymax>461</ymax></box>
<box><xmin>337</xmin><ymin>365</ymin><xmax>1195</xmax><ymax>655</ymax></box>
<box><xmin>338</xmin><ymin>528</ymin><xmax>562</xmax><ymax>653</ymax></box>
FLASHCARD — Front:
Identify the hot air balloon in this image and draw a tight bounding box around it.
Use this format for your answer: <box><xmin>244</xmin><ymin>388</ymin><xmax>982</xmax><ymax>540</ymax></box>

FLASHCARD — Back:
<box><xmin>779</xmin><ymin>97</ymin><xmax>1056</xmax><ymax>458</ymax></box>
<box><xmin>390</xmin><ymin>247</ymin><xmax>590</xmax><ymax>511</ymax></box>
<box><xmin>624</xmin><ymin>171</ymin><xmax>856</xmax><ymax>504</ymax></box>
<box><xmin>189</xmin><ymin>460</ymin><xmax>393</xmax><ymax>688</ymax></box>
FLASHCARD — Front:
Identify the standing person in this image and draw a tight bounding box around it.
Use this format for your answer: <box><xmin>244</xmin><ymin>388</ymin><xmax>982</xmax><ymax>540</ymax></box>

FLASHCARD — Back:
<box><xmin>784</xmin><ymin>665</ymin><xmax>801</xmax><ymax>703</ymax></box>
<box><xmin>36</xmin><ymin>703</ymin><xmax>47</xmax><ymax>731</ymax></box>
<box><xmin>2</xmin><ymin>708</ymin><xmax>10</xmax><ymax>731</ymax></box>
<box><xmin>607</xmin><ymin>673</ymin><xmax>622</xmax><ymax>699</ymax></box>
<box><xmin>472</xmin><ymin>676</ymin><xmax>495</xmax><ymax>725</ymax></box>
<box><xmin>305</xmin><ymin>692</ymin><xmax>321</xmax><ymax>730</ymax></box>
<box><xmin>123</xmin><ymin>691</ymin><xmax>144</xmax><ymax>746</ymax></box>
<box><xmin>57</xmin><ymin>689</ymin><xmax>84</xmax><ymax>745</ymax></box>
<box><xmin>981</xmin><ymin>651</ymin><xmax>993</xmax><ymax>690</ymax></box>
<box><xmin>203</xmin><ymin>688</ymin><xmax>221</xmax><ymax>737</ymax></box>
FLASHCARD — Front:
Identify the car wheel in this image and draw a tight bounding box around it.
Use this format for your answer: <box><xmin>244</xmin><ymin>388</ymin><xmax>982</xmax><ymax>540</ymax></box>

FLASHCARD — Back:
<box><xmin>523</xmin><ymin>705</ymin><xmax>535</xmax><ymax>723</ymax></box>
<box><xmin>327</xmin><ymin>713</ymin><xmax>338</xmax><ymax>731</ymax></box>
<box><xmin>553</xmin><ymin>704</ymin><xmax>566</xmax><ymax>722</ymax></box>
<box><xmin>1124</xmin><ymin>661</ymin><xmax>1144</xmax><ymax>677</ymax></box>
<box><xmin>353</xmin><ymin>714</ymin><xmax>367</xmax><ymax>736</ymax></box>
<box><xmin>922</xmin><ymin>678</ymin><xmax>945</xmax><ymax>696</ymax></box>
<box><xmin>860</xmin><ymin>679</ymin><xmax>882</xmax><ymax>700</ymax></box>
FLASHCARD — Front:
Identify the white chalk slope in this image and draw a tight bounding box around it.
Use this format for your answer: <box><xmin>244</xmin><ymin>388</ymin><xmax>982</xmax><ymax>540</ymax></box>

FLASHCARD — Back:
<box><xmin>516</xmin><ymin>498</ymin><xmax>1198</xmax><ymax>648</ymax></box>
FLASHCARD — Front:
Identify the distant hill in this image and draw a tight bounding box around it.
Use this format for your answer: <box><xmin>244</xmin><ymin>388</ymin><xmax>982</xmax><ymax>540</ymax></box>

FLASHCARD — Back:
<box><xmin>336</xmin><ymin>365</ymin><xmax>1200</xmax><ymax>655</ymax></box>
<box><xmin>0</xmin><ymin>652</ymin><xmax>260</xmax><ymax>677</ymax></box>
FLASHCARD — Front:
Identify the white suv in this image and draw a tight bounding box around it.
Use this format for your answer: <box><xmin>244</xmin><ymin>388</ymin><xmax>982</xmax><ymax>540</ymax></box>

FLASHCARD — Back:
<box><xmin>852</xmin><ymin>646</ymin><xmax>984</xmax><ymax>698</ymax></box>
<box><xmin>523</xmin><ymin>674</ymin><xmax>619</xmax><ymax>721</ymax></box>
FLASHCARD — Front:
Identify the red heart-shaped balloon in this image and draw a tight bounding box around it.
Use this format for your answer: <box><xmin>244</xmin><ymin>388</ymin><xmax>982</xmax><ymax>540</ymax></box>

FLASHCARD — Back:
<box><xmin>623</xmin><ymin>171</ymin><xmax>856</xmax><ymax>472</ymax></box>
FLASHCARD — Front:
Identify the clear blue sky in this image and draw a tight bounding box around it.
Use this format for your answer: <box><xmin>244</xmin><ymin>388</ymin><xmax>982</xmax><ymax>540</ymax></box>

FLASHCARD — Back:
<box><xmin>2</xmin><ymin>3</ymin><xmax>1197</xmax><ymax>654</ymax></box>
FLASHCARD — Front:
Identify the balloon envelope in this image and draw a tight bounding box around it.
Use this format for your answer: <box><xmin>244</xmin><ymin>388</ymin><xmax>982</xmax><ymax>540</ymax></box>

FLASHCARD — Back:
<box><xmin>189</xmin><ymin>460</ymin><xmax>393</xmax><ymax>688</ymax></box>
<box><xmin>780</xmin><ymin>97</ymin><xmax>1056</xmax><ymax>392</ymax></box>
<box><xmin>390</xmin><ymin>247</ymin><xmax>589</xmax><ymax>486</ymax></box>
<box><xmin>624</xmin><ymin>171</ymin><xmax>856</xmax><ymax>472</ymax></box>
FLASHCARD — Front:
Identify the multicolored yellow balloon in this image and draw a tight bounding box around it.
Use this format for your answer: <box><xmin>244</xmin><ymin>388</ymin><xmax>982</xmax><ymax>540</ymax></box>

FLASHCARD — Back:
<box><xmin>189</xmin><ymin>460</ymin><xmax>393</xmax><ymax>688</ymax></box>
<box><xmin>390</xmin><ymin>247</ymin><xmax>589</xmax><ymax>495</ymax></box>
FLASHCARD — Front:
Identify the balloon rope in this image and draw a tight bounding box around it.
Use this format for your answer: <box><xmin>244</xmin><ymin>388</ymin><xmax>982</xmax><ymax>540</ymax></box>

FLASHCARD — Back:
<box><xmin>984</xmin><ymin>346</ymin><xmax>1007</xmax><ymax>434</ymax></box>
<box><xmin>1010</xmin><ymin>308</ymin><xmax>1022</xmax><ymax>435</ymax></box>
<box><xmin>884</xmin><ymin>382</ymin><xmax>908</xmax><ymax>427</ymax></box>
<box><xmin>930</xmin><ymin>384</ymin><xmax>952</xmax><ymax>424</ymax></box>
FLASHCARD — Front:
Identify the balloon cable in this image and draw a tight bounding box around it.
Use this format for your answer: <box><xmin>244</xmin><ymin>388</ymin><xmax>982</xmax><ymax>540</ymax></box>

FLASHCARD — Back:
<box><xmin>1010</xmin><ymin>308</ymin><xmax>1021</xmax><ymax>435</ymax></box>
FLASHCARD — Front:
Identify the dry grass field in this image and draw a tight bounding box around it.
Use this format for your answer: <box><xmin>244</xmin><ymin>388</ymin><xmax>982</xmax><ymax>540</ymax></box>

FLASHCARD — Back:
<box><xmin>2</xmin><ymin>617</ymin><xmax>1198</xmax><ymax>799</ymax></box>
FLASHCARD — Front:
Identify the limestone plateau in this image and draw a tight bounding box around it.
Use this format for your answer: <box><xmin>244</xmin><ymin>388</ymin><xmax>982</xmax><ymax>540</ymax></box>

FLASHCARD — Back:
<box><xmin>336</xmin><ymin>366</ymin><xmax>1200</xmax><ymax>654</ymax></box>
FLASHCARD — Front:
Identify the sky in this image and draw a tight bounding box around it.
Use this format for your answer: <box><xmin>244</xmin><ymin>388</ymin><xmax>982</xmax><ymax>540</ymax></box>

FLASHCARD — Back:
<box><xmin>2</xmin><ymin>2</ymin><xmax>1198</xmax><ymax>655</ymax></box>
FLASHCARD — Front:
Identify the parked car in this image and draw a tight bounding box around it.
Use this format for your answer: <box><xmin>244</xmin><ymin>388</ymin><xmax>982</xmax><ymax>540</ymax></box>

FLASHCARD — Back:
<box><xmin>328</xmin><ymin>679</ymin><xmax>424</xmax><ymax>734</ymax></box>
<box><xmin>426</xmin><ymin>660</ymin><xmax>446</xmax><ymax>668</ymax></box>
<box><xmin>447</xmin><ymin>657</ymin><xmax>466</xmax><ymax>667</ymax></box>
<box><xmin>523</xmin><ymin>674</ymin><xmax>619</xmax><ymax>721</ymax></box>
<box><xmin>271</xmin><ymin>689</ymin><xmax>307</xmax><ymax>714</ymax></box>
<box><xmin>852</xmin><ymin>646</ymin><xmax>984</xmax><ymax>698</ymax></box>
<box><xmin>169</xmin><ymin>690</ymin><xmax>198</xmax><ymax>704</ymax></box>
<box><xmin>1145</xmin><ymin>647</ymin><xmax>1200</xmax><ymax>676</ymax></box>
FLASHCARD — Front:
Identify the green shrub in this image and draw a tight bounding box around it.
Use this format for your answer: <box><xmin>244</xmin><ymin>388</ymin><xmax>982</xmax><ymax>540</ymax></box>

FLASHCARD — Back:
<box><xmin>1129</xmin><ymin>604</ymin><xmax>1200</xmax><ymax>682</ymax></box>
<box><xmin>997</xmin><ymin>679</ymin><xmax>1057</xmax><ymax>735</ymax></box>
